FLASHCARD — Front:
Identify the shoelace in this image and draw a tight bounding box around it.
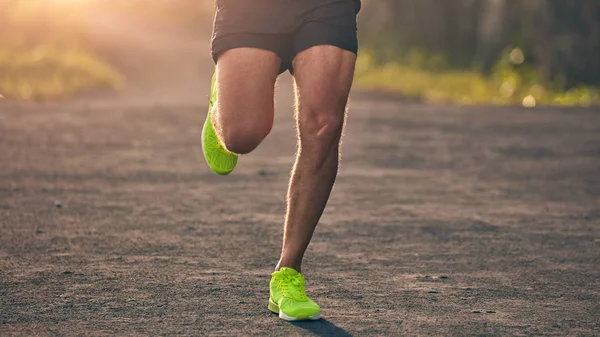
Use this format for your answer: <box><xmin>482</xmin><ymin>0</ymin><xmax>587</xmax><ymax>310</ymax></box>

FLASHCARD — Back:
<box><xmin>281</xmin><ymin>274</ymin><xmax>308</xmax><ymax>301</ymax></box>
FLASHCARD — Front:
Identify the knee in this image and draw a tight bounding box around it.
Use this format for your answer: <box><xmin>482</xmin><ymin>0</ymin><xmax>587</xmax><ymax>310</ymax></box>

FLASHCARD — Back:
<box><xmin>220</xmin><ymin>118</ymin><xmax>272</xmax><ymax>155</ymax></box>
<box><xmin>313</xmin><ymin>114</ymin><xmax>344</xmax><ymax>145</ymax></box>
<box><xmin>299</xmin><ymin>105</ymin><xmax>346</xmax><ymax>161</ymax></box>
<box><xmin>301</xmin><ymin>104</ymin><xmax>345</xmax><ymax>144</ymax></box>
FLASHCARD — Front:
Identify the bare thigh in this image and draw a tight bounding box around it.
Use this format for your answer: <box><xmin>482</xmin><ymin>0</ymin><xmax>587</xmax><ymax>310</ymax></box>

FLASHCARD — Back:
<box><xmin>292</xmin><ymin>45</ymin><xmax>356</xmax><ymax>148</ymax></box>
<box><xmin>215</xmin><ymin>48</ymin><xmax>281</xmax><ymax>151</ymax></box>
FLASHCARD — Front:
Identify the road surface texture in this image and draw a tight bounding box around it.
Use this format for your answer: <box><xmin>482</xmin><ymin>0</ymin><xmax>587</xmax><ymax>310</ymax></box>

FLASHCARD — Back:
<box><xmin>1</xmin><ymin>12</ymin><xmax>600</xmax><ymax>337</ymax></box>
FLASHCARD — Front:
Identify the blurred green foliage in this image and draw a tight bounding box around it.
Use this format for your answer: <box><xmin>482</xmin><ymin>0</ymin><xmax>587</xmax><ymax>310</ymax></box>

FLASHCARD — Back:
<box><xmin>356</xmin><ymin>0</ymin><xmax>600</xmax><ymax>106</ymax></box>
<box><xmin>0</xmin><ymin>1</ymin><xmax>121</xmax><ymax>100</ymax></box>
<box><xmin>355</xmin><ymin>48</ymin><xmax>599</xmax><ymax>107</ymax></box>
<box><xmin>0</xmin><ymin>0</ymin><xmax>215</xmax><ymax>100</ymax></box>
<box><xmin>0</xmin><ymin>44</ymin><xmax>122</xmax><ymax>100</ymax></box>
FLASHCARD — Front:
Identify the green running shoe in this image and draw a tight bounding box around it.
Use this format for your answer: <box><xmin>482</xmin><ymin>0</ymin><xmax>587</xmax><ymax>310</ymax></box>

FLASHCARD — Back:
<box><xmin>202</xmin><ymin>72</ymin><xmax>238</xmax><ymax>175</ymax></box>
<box><xmin>268</xmin><ymin>267</ymin><xmax>321</xmax><ymax>321</ymax></box>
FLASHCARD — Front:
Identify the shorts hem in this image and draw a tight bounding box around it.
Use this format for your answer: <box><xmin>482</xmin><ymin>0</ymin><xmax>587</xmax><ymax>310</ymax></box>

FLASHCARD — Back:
<box><xmin>211</xmin><ymin>33</ymin><xmax>288</xmax><ymax>73</ymax></box>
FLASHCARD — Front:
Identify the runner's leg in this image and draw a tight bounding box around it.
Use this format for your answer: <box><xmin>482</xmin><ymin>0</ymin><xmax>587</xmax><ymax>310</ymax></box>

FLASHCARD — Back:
<box><xmin>276</xmin><ymin>45</ymin><xmax>356</xmax><ymax>271</ymax></box>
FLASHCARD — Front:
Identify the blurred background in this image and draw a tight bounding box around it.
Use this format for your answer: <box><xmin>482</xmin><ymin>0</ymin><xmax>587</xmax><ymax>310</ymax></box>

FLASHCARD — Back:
<box><xmin>0</xmin><ymin>0</ymin><xmax>598</xmax><ymax>106</ymax></box>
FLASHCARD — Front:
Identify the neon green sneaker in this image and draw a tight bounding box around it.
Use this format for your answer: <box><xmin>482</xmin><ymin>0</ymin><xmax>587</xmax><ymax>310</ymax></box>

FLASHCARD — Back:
<box><xmin>202</xmin><ymin>72</ymin><xmax>238</xmax><ymax>175</ymax></box>
<box><xmin>268</xmin><ymin>267</ymin><xmax>321</xmax><ymax>321</ymax></box>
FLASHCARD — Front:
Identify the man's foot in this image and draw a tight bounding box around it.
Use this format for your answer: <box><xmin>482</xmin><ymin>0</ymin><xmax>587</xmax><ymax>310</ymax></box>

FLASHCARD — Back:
<box><xmin>202</xmin><ymin>72</ymin><xmax>238</xmax><ymax>175</ymax></box>
<box><xmin>268</xmin><ymin>267</ymin><xmax>321</xmax><ymax>321</ymax></box>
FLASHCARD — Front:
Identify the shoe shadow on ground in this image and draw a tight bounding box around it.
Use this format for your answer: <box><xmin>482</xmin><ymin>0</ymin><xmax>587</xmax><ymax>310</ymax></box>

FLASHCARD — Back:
<box><xmin>290</xmin><ymin>318</ymin><xmax>353</xmax><ymax>337</ymax></box>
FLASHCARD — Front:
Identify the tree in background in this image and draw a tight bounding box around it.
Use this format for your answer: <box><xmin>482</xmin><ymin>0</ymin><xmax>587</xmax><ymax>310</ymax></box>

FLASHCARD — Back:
<box><xmin>359</xmin><ymin>0</ymin><xmax>600</xmax><ymax>89</ymax></box>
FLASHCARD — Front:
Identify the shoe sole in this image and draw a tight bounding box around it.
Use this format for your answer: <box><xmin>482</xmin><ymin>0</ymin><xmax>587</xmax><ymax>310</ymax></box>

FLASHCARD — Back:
<box><xmin>201</xmin><ymin>72</ymin><xmax>237</xmax><ymax>175</ymax></box>
<box><xmin>201</xmin><ymin>111</ymin><xmax>236</xmax><ymax>176</ymax></box>
<box><xmin>268</xmin><ymin>298</ymin><xmax>321</xmax><ymax>321</ymax></box>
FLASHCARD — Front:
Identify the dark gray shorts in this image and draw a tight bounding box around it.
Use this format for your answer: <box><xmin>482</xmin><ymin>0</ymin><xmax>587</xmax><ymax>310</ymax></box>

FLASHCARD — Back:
<box><xmin>211</xmin><ymin>0</ymin><xmax>361</xmax><ymax>74</ymax></box>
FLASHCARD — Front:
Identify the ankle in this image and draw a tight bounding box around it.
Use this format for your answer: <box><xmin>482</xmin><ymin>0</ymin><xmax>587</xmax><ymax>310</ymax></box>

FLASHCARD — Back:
<box><xmin>275</xmin><ymin>259</ymin><xmax>301</xmax><ymax>273</ymax></box>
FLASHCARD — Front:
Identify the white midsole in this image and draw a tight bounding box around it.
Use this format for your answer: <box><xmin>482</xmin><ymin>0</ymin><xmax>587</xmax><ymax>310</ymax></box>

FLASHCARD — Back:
<box><xmin>279</xmin><ymin>312</ymin><xmax>321</xmax><ymax>321</ymax></box>
<box><xmin>270</xmin><ymin>298</ymin><xmax>321</xmax><ymax>321</ymax></box>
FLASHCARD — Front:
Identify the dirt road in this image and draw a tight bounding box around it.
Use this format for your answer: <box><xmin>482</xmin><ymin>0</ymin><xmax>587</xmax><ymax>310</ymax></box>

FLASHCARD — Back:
<box><xmin>1</xmin><ymin>12</ymin><xmax>600</xmax><ymax>337</ymax></box>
